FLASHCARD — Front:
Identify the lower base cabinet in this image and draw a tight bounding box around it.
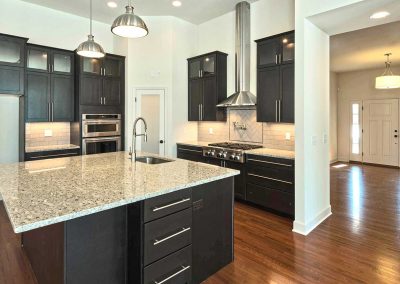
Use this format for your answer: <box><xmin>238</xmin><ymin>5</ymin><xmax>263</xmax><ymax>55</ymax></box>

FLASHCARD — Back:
<box><xmin>22</xmin><ymin>178</ymin><xmax>234</xmax><ymax>284</ymax></box>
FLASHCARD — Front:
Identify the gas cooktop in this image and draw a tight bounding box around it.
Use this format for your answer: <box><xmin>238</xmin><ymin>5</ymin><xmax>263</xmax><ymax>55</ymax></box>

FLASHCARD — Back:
<box><xmin>203</xmin><ymin>142</ymin><xmax>263</xmax><ymax>163</ymax></box>
<box><xmin>208</xmin><ymin>142</ymin><xmax>263</xmax><ymax>151</ymax></box>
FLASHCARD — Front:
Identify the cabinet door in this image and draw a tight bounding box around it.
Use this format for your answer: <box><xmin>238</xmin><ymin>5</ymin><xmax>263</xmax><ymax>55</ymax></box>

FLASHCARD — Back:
<box><xmin>0</xmin><ymin>65</ymin><xmax>24</xmax><ymax>95</ymax></box>
<box><xmin>280</xmin><ymin>64</ymin><xmax>294</xmax><ymax>123</ymax></box>
<box><xmin>202</xmin><ymin>55</ymin><xmax>216</xmax><ymax>77</ymax></box>
<box><xmin>51</xmin><ymin>74</ymin><xmax>74</xmax><ymax>122</ymax></box>
<box><xmin>103</xmin><ymin>77</ymin><xmax>121</xmax><ymax>106</ymax></box>
<box><xmin>188</xmin><ymin>79</ymin><xmax>202</xmax><ymax>121</ymax></box>
<box><xmin>80</xmin><ymin>75</ymin><xmax>102</xmax><ymax>105</ymax></box>
<box><xmin>188</xmin><ymin>59</ymin><xmax>201</xmax><ymax>79</ymax></box>
<box><xmin>82</xmin><ymin>57</ymin><xmax>102</xmax><ymax>75</ymax></box>
<box><xmin>0</xmin><ymin>36</ymin><xmax>25</xmax><ymax>67</ymax></box>
<box><xmin>27</xmin><ymin>47</ymin><xmax>50</xmax><ymax>72</ymax></box>
<box><xmin>26</xmin><ymin>72</ymin><xmax>50</xmax><ymax>122</ymax></box>
<box><xmin>52</xmin><ymin>51</ymin><xmax>73</xmax><ymax>74</ymax></box>
<box><xmin>257</xmin><ymin>38</ymin><xmax>281</xmax><ymax>68</ymax></box>
<box><xmin>225</xmin><ymin>161</ymin><xmax>246</xmax><ymax>200</ymax></box>
<box><xmin>103</xmin><ymin>57</ymin><xmax>121</xmax><ymax>77</ymax></box>
<box><xmin>202</xmin><ymin>77</ymin><xmax>217</xmax><ymax>121</ymax></box>
<box><xmin>281</xmin><ymin>33</ymin><xmax>295</xmax><ymax>64</ymax></box>
<box><xmin>257</xmin><ymin>67</ymin><xmax>280</xmax><ymax>122</ymax></box>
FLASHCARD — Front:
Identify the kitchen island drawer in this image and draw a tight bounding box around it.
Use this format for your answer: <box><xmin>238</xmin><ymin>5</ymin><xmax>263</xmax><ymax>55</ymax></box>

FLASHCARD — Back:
<box><xmin>246</xmin><ymin>183</ymin><xmax>294</xmax><ymax>217</ymax></box>
<box><xmin>25</xmin><ymin>148</ymin><xmax>80</xmax><ymax>161</ymax></box>
<box><xmin>246</xmin><ymin>154</ymin><xmax>294</xmax><ymax>169</ymax></box>
<box><xmin>144</xmin><ymin>245</ymin><xmax>192</xmax><ymax>284</ymax></box>
<box><xmin>144</xmin><ymin>208</ymin><xmax>192</xmax><ymax>266</ymax></box>
<box><xmin>144</xmin><ymin>188</ymin><xmax>192</xmax><ymax>222</ymax></box>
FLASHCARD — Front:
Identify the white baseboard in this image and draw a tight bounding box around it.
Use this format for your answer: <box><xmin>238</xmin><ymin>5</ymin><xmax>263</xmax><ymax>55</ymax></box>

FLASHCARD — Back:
<box><xmin>292</xmin><ymin>205</ymin><xmax>332</xmax><ymax>235</ymax></box>
<box><xmin>330</xmin><ymin>159</ymin><xmax>338</xmax><ymax>164</ymax></box>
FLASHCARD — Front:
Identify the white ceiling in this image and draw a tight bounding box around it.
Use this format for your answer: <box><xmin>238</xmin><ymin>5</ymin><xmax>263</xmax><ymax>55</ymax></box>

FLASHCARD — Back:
<box><xmin>330</xmin><ymin>21</ymin><xmax>400</xmax><ymax>73</ymax></box>
<box><xmin>21</xmin><ymin>0</ymin><xmax>259</xmax><ymax>25</ymax></box>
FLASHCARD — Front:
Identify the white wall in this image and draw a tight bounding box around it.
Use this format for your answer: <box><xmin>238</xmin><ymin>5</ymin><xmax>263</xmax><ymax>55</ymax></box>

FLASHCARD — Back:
<box><xmin>330</xmin><ymin>72</ymin><xmax>338</xmax><ymax>163</ymax></box>
<box><xmin>337</xmin><ymin>66</ymin><xmax>400</xmax><ymax>161</ymax></box>
<box><xmin>124</xmin><ymin>16</ymin><xmax>198</xmax><ymax>157</ymax></box>
<box><xmin>197</xmin><ymin>0</ymin><xmax>295</xmax><ymax>97</ymax></box>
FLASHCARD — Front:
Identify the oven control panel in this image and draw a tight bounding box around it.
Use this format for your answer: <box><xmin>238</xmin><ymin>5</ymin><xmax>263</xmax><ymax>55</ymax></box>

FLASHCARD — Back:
<box><xmin>202</xmin><ymin>147</ymin><xmax>245</xmax><ymax>163</ymax></box>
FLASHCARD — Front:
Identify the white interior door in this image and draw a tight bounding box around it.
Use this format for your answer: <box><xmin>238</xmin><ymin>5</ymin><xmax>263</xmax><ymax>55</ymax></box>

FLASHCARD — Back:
<box><xmin>363</xmin><ymin>99</ymin><xmax>399</xmax><ymax>166</ymax></box>
<box><xmin>135</xmin><ymin>89</ymin><xmax>165</xmax><ymax>155</ymax></box>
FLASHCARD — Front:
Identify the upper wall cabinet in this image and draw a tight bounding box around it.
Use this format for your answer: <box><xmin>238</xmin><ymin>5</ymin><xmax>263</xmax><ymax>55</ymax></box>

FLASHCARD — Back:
<box><xmin>0</xmin><ymin>34</ymin><xmax>27</xmax><ymax>95</ymax></box>
<box><xmin>256</xmin><ymin>31</ymin><xmax>295</xmax><ymax>123</ymax></box>
<box><xmin>25</xmin><ymin>45</ymin><xmax>74</xmax><ymax>122</ymax></box>
<box><xmin>187</xmin><ymin>52</ymin><xmax>227</xmax><ymax>122</ymax></box>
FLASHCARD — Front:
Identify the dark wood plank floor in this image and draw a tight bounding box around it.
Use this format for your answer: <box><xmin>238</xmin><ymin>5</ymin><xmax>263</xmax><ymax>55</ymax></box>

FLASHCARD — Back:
<box><xmin>0</xmin><ymin>163</ymin><xmax>399</xmax><ymax>283</ymax></box>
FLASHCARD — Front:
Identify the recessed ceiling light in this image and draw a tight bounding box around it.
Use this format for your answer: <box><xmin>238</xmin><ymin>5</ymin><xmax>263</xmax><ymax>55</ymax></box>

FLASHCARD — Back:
<box><xmin>172</xmin><ymin>1</ymin><xmax>182</xmax><ymax>7</ymax></box>
<box><xmin>370</xmin><ymin>11</ymin><xmax>390</xmax><ymax>19</ymax></box>
<box><xmin>107</xmin><ymin>1</ymin><xmax>118</xmax><ymax>8</ymax></box>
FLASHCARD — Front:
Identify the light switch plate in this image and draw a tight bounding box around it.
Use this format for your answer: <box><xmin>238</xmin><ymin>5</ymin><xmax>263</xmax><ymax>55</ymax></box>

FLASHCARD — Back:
<box><xmin>311</xmin><ymin>135</ymin><xmax>318</xmax><ymax>146</ymax></box>
<box><xmin>285</xmin><ymin>132</ymin><xmax>291</xmax><ymax>140</ymax></box>
<box><xmin>209</xmin><ymin>128</ymin><xmax>213</xmax><ymax>134</ymax></box>
<box><xmin>44</xmin><ymin>129</ymin><xmax>53</xmax><ymax>137</ymax></box>
<box><xmin>323</xmin><ymin>133</ymin><xmax>328</xmax><ymax>144</ymax></box>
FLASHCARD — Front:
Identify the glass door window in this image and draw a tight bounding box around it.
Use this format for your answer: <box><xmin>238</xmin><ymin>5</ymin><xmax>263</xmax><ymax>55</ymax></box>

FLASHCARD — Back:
<box><xmin>202</xmin><ymin>55</ymin><xmax>215</xmax><ymax>76</ymax></box>
<box><xmin>350</xmin><ymin>101</ymin><xmax>362</xmax><ymax>162</ymax></box>
<box><xmin>281</xmin><ymin>34</ymin><xmax>295</xmax><ymax>63</ymax></box>
<box><xmin>104</xmin><ymin>58</ymin><xmax>120</xmax><ymax>77</ymax></box>
<box><xmin>189</xmin><ymin>60</ymin><xmax>201</xmax><ymax>79</ymax></box>
<box><xmin>27</xmin><ymin>49</ymin><xmax>49</xmax><ymax>71</ymax></box>
<box><xmin>0</xmin><ymin>40</ymin><xmax>22</xmax><ymax>65</ymax></box>
<box><xmin>83</xmin><ymin>58</ymin><xmax>102</xmax><ymax>75</ymax></box>
<box><xmin>53</xmin><ymin>53</ymin><xmax>72</xmax><ymax>73</ymax></box>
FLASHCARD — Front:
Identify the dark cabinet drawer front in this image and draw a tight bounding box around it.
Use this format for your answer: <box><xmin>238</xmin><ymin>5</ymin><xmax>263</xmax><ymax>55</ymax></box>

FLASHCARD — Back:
<box><xmin>144</xmin><ymin>245</ymin><xmax>192</xmax><ymax>284</ymax></box>
<box><xmin>246</xmin><ymin>183</ymin><xmax>294</xmax><ymax>216</ymax></box>
<box><xmin>144</xmin><ymin>189</ymin><xmax>192</xmax><ymax>222</ymax></box>
<box><xmin>144</xmin><ymin>208</ymin><xmax>192</xmax><ymax>265</ymax></box>
<box><xmin>246</xmin><ymin>155</ymin><xmax>294</xmax><ymax>169</ymax></box>
<box><xmin>25</xmin><ymin>149</ymin><xmax>80</xmax><ymax>161</ymax></box>
<box><xmin>246</xmin><ymin>166</ymin><xmax>294</xmax><ymax>192</ymax></box>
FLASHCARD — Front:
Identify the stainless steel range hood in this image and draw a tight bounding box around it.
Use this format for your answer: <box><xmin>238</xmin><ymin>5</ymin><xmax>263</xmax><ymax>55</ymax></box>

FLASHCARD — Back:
<box><xmin>217</xmin><ymin>1</ymin><xmax>256</xmax><ymax>108</ymax></box>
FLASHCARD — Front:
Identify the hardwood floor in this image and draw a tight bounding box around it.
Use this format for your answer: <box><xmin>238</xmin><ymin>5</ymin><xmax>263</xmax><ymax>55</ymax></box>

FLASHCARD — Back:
<box><xmin>0</xmin><ymin>163</ymin><xmax>399</xmax><ymax>283</ymax></box>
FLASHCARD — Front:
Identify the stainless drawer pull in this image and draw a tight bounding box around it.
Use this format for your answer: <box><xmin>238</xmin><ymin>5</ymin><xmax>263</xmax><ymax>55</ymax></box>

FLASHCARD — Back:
<box><xmin>247</xmin><ymin>158</ymin><xmax>293</xmax><ymax>167</ymax></box>
<box><xmin>248</xmin><ymin>173</ymin><xmax>293</xmax><ymax>185</ymax></box>
<box><xmin>152</xmin><ymin>198</ymin><xmax>191</xmax><ymax>212</ymax></box>
<box><xmin>178</xmin><ymin>148</ymin><xmax>202</xmax><ymax>154</ymax></box>
<box><xmin>154</xmin><ymin>265</ymin><xmax>191</xmax><ymax>284</ymax></box>
<box><xmin>153</xmin><ymin>227</ymin><xmax>191</xmax><ymax>246</ymax></box>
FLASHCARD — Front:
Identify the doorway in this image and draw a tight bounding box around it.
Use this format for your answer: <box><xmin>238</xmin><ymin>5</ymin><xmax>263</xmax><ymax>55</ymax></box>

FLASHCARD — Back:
<box><xmin>362</xmin><ymin>99</ymin><xmax>399</xmax><ymax>166</ymax></box>
<box><xmin>135</xmin><ymin>89</ymin><xmax>166</xmax><ymax>155</ymax></box>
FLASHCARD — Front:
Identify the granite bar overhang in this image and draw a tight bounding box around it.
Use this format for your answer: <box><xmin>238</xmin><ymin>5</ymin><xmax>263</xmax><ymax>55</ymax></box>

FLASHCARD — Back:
<box><xmin>0</xmin><ymin>152</ymin><xmax>239</xmax><ymax>233</ymax></box>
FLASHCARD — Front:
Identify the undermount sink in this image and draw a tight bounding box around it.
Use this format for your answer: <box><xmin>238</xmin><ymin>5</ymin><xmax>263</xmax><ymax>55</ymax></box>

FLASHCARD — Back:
<box><xmin>135</xmin><ymin>156</ymin><xmax>173</xmax><ymax>165</ymax></box>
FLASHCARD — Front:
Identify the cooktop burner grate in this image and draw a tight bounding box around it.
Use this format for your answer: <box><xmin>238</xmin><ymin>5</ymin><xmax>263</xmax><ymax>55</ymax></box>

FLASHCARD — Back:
<box><xmin>208</xmin><ymin>142</ymin><xmax>263</xmax><ymax>150</ymax></box>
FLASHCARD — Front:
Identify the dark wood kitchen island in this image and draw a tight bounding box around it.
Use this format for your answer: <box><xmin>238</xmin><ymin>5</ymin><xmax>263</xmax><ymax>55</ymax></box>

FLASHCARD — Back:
<box><xmin>0</xmin><ymin>152</ymin><xmax>238</xmax><ymax>284</ymax></box>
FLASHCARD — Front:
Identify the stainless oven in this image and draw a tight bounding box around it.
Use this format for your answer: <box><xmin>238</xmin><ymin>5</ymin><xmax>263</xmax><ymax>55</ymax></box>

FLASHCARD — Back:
<box><xmin>82</xmin><ymin>136</ymin><xmax>121</xmax><ymax>155</ymax></box>
<box><xmin>82</xmin><ymin>114</ymin><xmax>121</xmax><ymax>138</ymax></box>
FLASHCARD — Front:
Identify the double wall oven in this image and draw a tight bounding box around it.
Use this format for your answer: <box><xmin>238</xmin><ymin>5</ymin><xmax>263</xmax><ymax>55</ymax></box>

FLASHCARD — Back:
<box><xmin>82</xmin><ymin>114</ymin><xmax>122</xmax><ymax>155</ymax></box>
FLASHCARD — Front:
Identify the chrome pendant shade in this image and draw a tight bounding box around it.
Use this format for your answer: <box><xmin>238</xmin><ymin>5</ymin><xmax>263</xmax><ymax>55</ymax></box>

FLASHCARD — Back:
<box><xmin>76</xmin><ymin>0</ymin><xmax>105</xmax><ymax>58</ymax></box>
<box><xmin>376</xmin><ymin>53</ymin><xmax>400</xmax><ymax>89</ymax></box>
<box><xmin>111</xmin><ymin>2</ymin><xmax>148</xmax><ymax>38</ymax></box>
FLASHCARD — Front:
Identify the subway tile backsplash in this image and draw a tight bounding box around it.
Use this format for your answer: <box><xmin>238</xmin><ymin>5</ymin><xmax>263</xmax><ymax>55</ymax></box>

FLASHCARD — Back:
<box><xmin>198</xmin><ymin>109</ymin><xmax>295</xmax><ymax>151</ymax></box>
<box><xmin>25</xmin><ymin>123</ymin><xmax>70</xmax><ymax>148</ymax></box>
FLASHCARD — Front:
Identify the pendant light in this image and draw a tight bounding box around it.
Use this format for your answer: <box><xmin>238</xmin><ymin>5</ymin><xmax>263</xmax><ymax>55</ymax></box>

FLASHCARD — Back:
<box><xmin>77</xmin><ymin>0</ymin><xmax>105</xmax><ymax>58</ymax></box>
<box><xmin>375</xmin><ymin>53</ymin><xmax>400</xmax><ymax>89</ymax></box>
<box><xmin>111</xmin><ymin>0</ymin><xmax>148</xmax><ymax>38</ymax></box>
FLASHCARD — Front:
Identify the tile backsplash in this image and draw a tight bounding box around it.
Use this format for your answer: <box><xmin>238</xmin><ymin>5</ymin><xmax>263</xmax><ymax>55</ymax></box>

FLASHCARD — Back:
<box><xmin>26</xmin><ymin>123</ymin><xmax>70</xmax><ymax>148</ymax></box>
<box><xmin>198</xmin><ymin>109</ymin><xmax>295</xmax><ymax>151</ymax></box>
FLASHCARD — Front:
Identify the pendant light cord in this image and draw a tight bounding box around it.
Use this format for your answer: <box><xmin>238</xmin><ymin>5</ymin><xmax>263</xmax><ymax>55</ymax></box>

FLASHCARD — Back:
<box><xmin>90</xmin><ymin>0</ymin><xmax>93</xmax><ymax>36</ymax></box>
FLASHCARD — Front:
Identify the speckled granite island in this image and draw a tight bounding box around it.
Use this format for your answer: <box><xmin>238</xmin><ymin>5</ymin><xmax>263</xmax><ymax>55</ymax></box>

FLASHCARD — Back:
<box><xmin>0</xmin><ymin>152</ymin><xmax>239</xmax><ymax>284</ymax></box>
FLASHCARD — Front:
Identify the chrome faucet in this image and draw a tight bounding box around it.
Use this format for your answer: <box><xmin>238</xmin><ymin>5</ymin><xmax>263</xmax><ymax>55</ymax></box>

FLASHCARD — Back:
<box><xmin>129</xmin><ymin>117</ymin><xmax>148</xmax><ymax>162</ymax></box>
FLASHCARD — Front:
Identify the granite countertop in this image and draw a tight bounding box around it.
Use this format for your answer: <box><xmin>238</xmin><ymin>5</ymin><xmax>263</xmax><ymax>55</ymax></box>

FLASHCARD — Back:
<box><xmin>25</xmin><ymin>144</ymin><xmax>80</xmax><ymax>153</ymax></box>
<box><xmin>0</xmin><ymin>152</ymin><xmax>239</xmax><ymax>233</ymax></box>
<box><xmin>177</xmin><ymin>141</ymin><xmax>295</xmax><ymax>159</ymax></box>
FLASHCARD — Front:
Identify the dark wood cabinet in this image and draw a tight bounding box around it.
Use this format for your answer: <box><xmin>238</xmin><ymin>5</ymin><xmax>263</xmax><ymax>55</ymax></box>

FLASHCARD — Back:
<box><xmin>187</xmin><ymin>51</ymin><xmax>227</xmax><ymax>122</ymax></box>
<box><xmin>256</xmin><ymin>31</ymin><xmax>295</xmax><ymax>123</ymax></box>
<box><xmin>0</xmin><ymin>34</ymin><xmax>27</xmax><ymax>95</ymax></box>
<box><xmin>25</xmin><ymin>148</ymin><xmax>80</xmax><ymax>161</ymax></box>
<box><xmin>25</xmin><ymin>45</ymin><xmax>74</xmax><ymax>122</ymax></box>
<box><xmin>177</xmin><ymin>144</ymin><xmax>206</xmax><ymax>163</ymax></box>
<box><xmin>77</xmin><ymin>55</ymin><xmax>123</xmax><ymax>107</ymax></box>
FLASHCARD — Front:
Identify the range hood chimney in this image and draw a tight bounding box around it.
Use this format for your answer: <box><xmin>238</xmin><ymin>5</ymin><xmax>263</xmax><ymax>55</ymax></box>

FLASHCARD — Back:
<box><xmin>217</xmin><ymin>1</ymin><xmax>256</xmax><ymax>108</ymax></box>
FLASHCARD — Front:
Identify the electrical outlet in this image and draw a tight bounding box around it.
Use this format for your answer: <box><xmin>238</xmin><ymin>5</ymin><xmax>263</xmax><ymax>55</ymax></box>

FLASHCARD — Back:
<box><xmin>323</xmin><ymin>133</ymin><xmax>328</xmax><ymax>144</ymax></box>
<box><xmin>311</xmin><ymin>135</ymin><xmax>318</xmax><ymax>146</ymax></box>
<box><xmin>285</xmin><ymin>132</ymin><xmax>291</xmax><ymax>140</ymax></box>
<box><xmin>44</xmin><ymin>129</ymin><xmax>53</xmax><ymax>137</ymax></box>
<box><xmin>209</xmin><ymin>128</ymin><xmax>213</xmax><ymax>134</ymax></box>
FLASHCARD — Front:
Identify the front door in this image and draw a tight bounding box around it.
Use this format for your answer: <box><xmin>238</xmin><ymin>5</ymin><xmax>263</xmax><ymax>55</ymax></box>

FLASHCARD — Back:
<box><xmin>363</xmin><ymin>99</ymin><xmax>399</xmax><ymax>166</ymax></box>
<box><xmin>135</xmin><ymin>89</ymin><xmax>166</xmax><ymax>155</ymax></box>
